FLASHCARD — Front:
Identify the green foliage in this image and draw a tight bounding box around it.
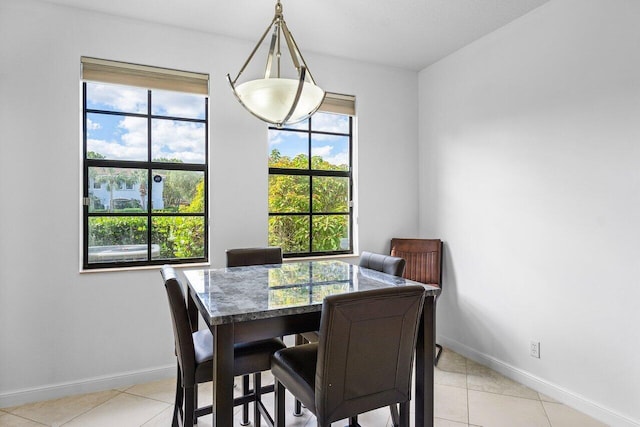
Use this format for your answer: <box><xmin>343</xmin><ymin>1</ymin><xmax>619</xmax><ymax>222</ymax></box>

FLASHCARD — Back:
<box><xmin>89</xmin><ymin>178</ymin><xmax>206</xmax><ymax>262</ymax></box>
<box><xmin>87</xmin><ymin>151</ymin><xmax>106</xmax><ymax>159</ymax></box>
<box><xmin>268</xmin><ymin>149</ymin><xmax>350</xmax><ymax>253</ymax></box>
<box><xmin>89</xmin><ymin>217</ymin><xmax>147</xmax><ymax>247</ymax></box>
<box><xmin>161</xmin><ymin>170</ymin><xmax>202</xmax><ymax>209</ymax></box>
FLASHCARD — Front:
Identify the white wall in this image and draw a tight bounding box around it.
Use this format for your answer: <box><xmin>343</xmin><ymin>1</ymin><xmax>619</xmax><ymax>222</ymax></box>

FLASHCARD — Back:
<box><xmin>419</xmin><ymin>0</ymin><xmax>640</xmax><ymax>425</ymax></box>
<box><xmin>0</xmin><ymin>0</ymin><xmax>419</xmax><ymax>406</ymax></box>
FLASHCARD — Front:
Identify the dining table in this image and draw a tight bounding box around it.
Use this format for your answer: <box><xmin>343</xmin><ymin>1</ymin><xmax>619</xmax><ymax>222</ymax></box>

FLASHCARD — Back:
<box><xmin>182</xmin><ymin>259</ymin><xmax>441</xmax><ymax>427</ymax></box>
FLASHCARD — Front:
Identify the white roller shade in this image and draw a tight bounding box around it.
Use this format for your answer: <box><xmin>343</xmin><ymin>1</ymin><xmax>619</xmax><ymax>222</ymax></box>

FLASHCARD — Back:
<box><xmin>81</xmin><ymin>57</ymin><xmax>209</xmax><ymax>95</ymax></box>
<box><xmin>319</xmin><ymin>92</ymin><xmax>356</xmax><ymax>116</ymax></box>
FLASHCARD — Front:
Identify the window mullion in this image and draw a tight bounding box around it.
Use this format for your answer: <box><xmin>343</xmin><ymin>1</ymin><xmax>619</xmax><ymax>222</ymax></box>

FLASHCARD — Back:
<box><xmin>147</xmin><ymin>90</ymin><xmax>153</xmax><ymax>261</ymax></box>
<box><xmin>308</xmin><ymin>118</ymin><xmax>313</xmax><ymax>253</ymax></box>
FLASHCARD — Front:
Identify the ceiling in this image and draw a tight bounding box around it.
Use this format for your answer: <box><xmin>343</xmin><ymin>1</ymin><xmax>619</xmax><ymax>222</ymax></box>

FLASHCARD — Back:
<box><xmin>40</xmin><ymin>0</ymin><xmax>550</xmax><ymax>71</ymax></box>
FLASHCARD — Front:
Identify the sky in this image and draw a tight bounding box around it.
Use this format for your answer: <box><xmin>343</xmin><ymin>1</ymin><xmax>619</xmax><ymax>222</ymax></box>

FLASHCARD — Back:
<box><xmin>268</xmin><ymin>112</ymin><xmax>350</xmax><ymax>167</ymax></box>
<box><xmin>86</xmin><ymin>82</ymin><xmax>350</xmax><ymax>167</ymax></box>
<box><xmin>85</xmin><ymin>82</ymin><xmax>206</xmax><ymax>163</ymax></box>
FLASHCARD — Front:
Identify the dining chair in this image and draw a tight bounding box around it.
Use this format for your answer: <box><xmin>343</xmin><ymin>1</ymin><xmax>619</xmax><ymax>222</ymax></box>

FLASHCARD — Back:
<box><xmin>390</xmin><ymin>238</ymin><xmax>443</xmax><ymax>365</ymax></box>
<box><xmin>271</xmin><ymin>286</ymin><xmax>426</xmax><ymax>427</ymax></box>
<box><xmin>358</xmin><ymin>251</ymin><xmax>406</xmax><ymax>277</ymax></box>
<box><xmin>301</xmin><ymin>251</ymin><xmax>406</xmax><ymax>345</ymax></box>
<box><xmin>226</xmin><ymin>246</ymin><xmax>285</xmax><ymax>423</ymax></box>
<box><xmin>296</xmin><ymin>251</ymin><xmax>408</xmax><ymax>424</ymax></box>
<box><xmin>226</xmin><ymin>246</ymin><xmax>283</xmax><ymax>268</ymax></box>
<box><xmin>161</xmin><ymin>266</ymin><xmax>285</xmax><ymax>427</ymax></box>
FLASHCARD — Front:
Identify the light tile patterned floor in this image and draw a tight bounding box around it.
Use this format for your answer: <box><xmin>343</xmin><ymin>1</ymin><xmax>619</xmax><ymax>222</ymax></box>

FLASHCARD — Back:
<box><xmin>0</xmin><ymin>348</ymin><xmax>607</xmax><ymax>426</ymax></box>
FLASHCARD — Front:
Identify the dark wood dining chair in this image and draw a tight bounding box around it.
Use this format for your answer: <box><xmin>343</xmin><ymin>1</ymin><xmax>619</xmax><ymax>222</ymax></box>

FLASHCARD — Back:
<box><xmin>226</xmin><ymin>246</ymin><xmax>284</xmax><ymax>424</ymax></box>
<box><xmin>390</xmin><ymin>238</ymin><xmax>444</xmax><ymax>365</ymax></box>
<box><xmin>271</xmin><ymin>286</ymin><xmax>426</xmax><ymax>427</ymax></box>
<box><xmin>298</xmin><ymin>251</ymin><xmax>407</xmax><ymax>426</ymax></box>
<box><xmin>161</xmin><ymin>266</ymin><xmax>285</xmax><ymax>427</ymax></box>
<box><xmin>299</xmin><ymin>251</ymin><xmax>406</xmax><ymax>345</ymax></box>
<box><xmin>226</xmin><ymin>246</ymin><xmax>283</xmax><ymax>268</ymax></box>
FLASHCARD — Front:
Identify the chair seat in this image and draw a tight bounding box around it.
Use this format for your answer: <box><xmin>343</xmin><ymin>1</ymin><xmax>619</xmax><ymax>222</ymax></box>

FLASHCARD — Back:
<box><xmin>193</xmin><ymin>329</ymin><xmax>286</xmax><ymax>379</ymax></box>
<box><xmin>271</xmin><ymin>343</ymin><xmax>318</xmax><ymax>413</ymax></box>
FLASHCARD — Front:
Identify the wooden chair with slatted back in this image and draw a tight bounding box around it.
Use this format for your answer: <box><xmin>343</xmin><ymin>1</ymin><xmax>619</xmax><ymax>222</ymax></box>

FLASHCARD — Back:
<box><xmin>391</xmin><ymin>238</ymin><xmax>444</xmax><ymax>365</ymax></box>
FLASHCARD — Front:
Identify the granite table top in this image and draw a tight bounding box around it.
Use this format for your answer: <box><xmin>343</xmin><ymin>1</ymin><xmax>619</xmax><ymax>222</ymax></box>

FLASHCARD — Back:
<box><xmin>183</xmin><ymin>259</ymin><xmax>440</xmax><ymax>325</ymax></box>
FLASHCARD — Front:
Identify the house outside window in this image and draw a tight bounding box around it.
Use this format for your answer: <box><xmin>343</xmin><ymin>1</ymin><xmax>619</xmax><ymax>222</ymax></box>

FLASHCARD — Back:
<box><xmin>81</xmin><ymin>57</ymin><xmax>209</xmax><ymax>269</ymax></box>
<box><xmin>268</xmin><ymin>94</ymin><xmax>356</xmax><ymax>257</ymax></box>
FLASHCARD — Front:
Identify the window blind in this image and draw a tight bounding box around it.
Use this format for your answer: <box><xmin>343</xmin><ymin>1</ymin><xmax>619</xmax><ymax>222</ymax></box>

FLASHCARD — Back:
<box><xmin>81</xmin><ymin>57</ymin><xmax>209</xmax><ymax>95</ymax></box>
<box><xmin>319</xmin><ymin>92</ymin><xmax>356</xmax><ymax>116</ymax></box>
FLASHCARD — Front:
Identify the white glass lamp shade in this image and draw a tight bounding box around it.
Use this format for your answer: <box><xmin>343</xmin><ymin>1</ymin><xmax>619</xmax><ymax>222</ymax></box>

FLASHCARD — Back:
<box><xmin>234</xmin><ymin>78</ymin><xmax>325</xmax><ymax>126</ymax></box>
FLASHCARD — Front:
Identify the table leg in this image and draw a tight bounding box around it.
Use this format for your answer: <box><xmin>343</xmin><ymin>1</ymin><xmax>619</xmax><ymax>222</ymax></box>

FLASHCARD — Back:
<box><xmin>212</xmin><ymin>323</ymin><xmax>234</xmax><ymax>427</ymax></box>
<box><xmin>415</xmin><ymin>295</ymin><xmax>436</xmax><ymax>427</ymax></box>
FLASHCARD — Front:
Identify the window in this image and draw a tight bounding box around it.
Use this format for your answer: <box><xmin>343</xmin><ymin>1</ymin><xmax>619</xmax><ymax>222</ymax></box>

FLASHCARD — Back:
<box><xmin>81</xmin><ymin>57</ymin><xmax>209</xmax><ymax>269</ymax></box>
<box><xmin>268</xmin><ymin>94</ymin><xmax>355</xmax><ymax>257</ymax></box>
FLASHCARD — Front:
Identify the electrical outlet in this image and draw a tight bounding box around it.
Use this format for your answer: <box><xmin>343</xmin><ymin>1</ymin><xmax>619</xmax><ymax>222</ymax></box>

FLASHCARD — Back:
<box><xmin>530</xmin><ymin>341</ymin><xmax>540</xmax><ymax>358</ymax></box>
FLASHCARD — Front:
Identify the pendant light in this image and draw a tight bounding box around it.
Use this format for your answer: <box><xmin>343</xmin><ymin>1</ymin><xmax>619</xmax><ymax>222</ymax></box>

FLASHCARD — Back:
<box><xmin>227</xmin><ymin>1</ymin><xmax>325</xmax><ymax>127</ymax></box>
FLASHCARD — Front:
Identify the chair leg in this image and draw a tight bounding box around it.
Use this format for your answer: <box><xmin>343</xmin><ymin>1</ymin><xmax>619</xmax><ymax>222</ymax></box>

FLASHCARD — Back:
<box><xmin>241</xmin><ymin>374</ymin><xmax>250</xmax><ymax>426</ymax></box>
<box><xmin>275</xmin><ymin>379</ymin><xmax>286</xmax><ymax>427</ymax></box>
<box><xmin>193</xmin><ymin>382</ymin><xmax>198</xmax><ymax>424</ymax></box>
<box><xmin>254</xmin><ymin>373</ymin><xmax>262</xmax><ymax>427</ymax></box>
<box><xmin>173</xmin><ymin>366</ymin><xmax>183</xmax><ymax>427</ymax></box>
<box><xmin>389</xmin><ymin>403</ymin><xmax>399</xmax><ymax>427</ymax></box>
<box><xmin>398</xmin><ymin>401</ymin><xmax>410</xmax><ymax>427</ymax></box>
<box><xmin>348</xmin><ymin>416</ymin><xmax>359</xmax><ymax>426</ymax></box>
<box><xmin>184</xmin><ymin>386</ymin><xmax>195</xmax><ymax>427</ymax></box>
<box><xmin>293</xmin><ymin>334</ymin><xmax>305</xmax><ymax>417</ymax></box>
<box><xmin>435</xmin><ymin>343</ymin><xmax>443</xmax><ymax>366</ymax></box>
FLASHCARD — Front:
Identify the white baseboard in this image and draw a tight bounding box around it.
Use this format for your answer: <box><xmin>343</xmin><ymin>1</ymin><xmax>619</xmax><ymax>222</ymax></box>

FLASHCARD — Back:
<box><xmin>438</xmin><ymin>335</ymin><xmax>639</xmax><ymax>427</ymax></box>
<box><xmin>0</xmin><ymin>364</ymin><xmax>175</xmax><ymax>409</ymax></box>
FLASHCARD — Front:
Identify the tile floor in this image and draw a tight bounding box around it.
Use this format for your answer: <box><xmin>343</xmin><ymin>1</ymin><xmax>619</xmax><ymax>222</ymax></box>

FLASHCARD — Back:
<box><xmin>0</xmin><ymin>348</ymin><xmax>608</xmax><ymax>427</ymax></box>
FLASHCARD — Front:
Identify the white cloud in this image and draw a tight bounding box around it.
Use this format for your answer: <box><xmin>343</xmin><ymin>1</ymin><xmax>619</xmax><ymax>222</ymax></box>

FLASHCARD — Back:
<box><xmin>311</xmin><ymin>145</ymin><xmax>333</xmax><ymax>157</ymax></box>
<box><xmin>311</xmin><ymin>113</ymin><xmax>349</xmax><ymax>140</ymax></box>
<box><xmin>153</xmin><ymin>91</ymin><xmax>205</xmax><ymax>118</ymax></box>
<box><xmin>325</xmin><ymin>152</ymin><xmax>349</xmax><ymax>166</ymax></box>
<box><xmin>151</xmin><ymin>120</ymin><xmax>205</xmax><ymax>163</ymax></box>
<box><xmin>87</xmin><ymin>138</ymin><xmax>147</xmax><ymax>161</ymax></box>
<box><xmin>87</xmin><ymin>83</ymin><xmax>147</xmax><ymax>113</ymax></box>
<box><xmin>86</xmin><ymin>118</ymin><xmax>101</xmax><ymax>130</ymax></box>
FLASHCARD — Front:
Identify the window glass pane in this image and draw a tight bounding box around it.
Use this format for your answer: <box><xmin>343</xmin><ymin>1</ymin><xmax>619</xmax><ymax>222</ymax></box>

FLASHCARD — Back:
<box><xmin>269</xmin><ymin>175</ymin><xmax>309</xmax><ymax>213</ymax></box>
<box><xmin>88</xmin><ymin>167</ymin><xmax>148</xmax><ymax>212</ymax></box>
<box><xmin>311</xmin><ymin>112</ymin><xmax>349</xmax><ymax>133</ymax></box>
<box><xmin>268</xmin><ymin>129</ymin><xmax>308</xmax><ymax>169</ymax></box>
<box><xmin>86</xmin><ymin>82</ymin><xmax>147</xmax><ymax>114</ymax></box>
<box><xmin>269</xmin><ymin>215</ymin><xmax>310</xmax><ymax>253</ymax></box>
<box><xmin>312</xmin><ymin>177</ymin><xmax>349</xmax><ymax>213</ymax></box>
<box><xmin>312</xmin><ymin>215</ymin><xmax>350</xmax><ymax>252</ymax></box>
<box><xmin>152</xmin><ymin>216</ymin><xmax>205</xmax><ymax>259</ymax></box>
<box><xmin>86</xmin><ymin>113</ymin><xmax>148</xmax><ymax>161</ymax></box>
<box><xmin>152</xmin><ymin>170</ymin><xmax>205</xmax><ymax>212</ymax></box>
<box><xmin>311</xmin><ymin>134</ymin><xmax>349</xmax><ymax>171</ymax></box>
<box><xmin>88</xmin><ymin>217</ymin><xmax>149</xmax><ymax>263</ymax></box>
<box><xmin>152</xmin><ymin>119</ymin><xmax>205</xmax><ymax>164</ymax></box>
<box><xmin>152</xmin><ymin>90</ymin><xmax>206</xmax><ymax>119</ymax></box>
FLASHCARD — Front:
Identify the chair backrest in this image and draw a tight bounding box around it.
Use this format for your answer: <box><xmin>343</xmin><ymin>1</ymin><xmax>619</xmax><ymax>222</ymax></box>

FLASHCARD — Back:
<box><xmin>358</xmin><ymin>251</ymin><xmax>406</xmax><ymax>277</ymax></box>
<box><xmin>226</xmin><ymin>247</ymin><xmax>283</xmax><ymax>267</ymax></box>
<box><xmin>390</xmin><ymin>238</ymin><xmax>442</xmax><ymax>287</ymax></box>
<box><xmin>160</xmin><ymin>266</ymin><xmax>196</xmax><ymax>386</ymax></box>
<box><xmin>314</xmin><ymin>286</ymin><xmax>425</xmax><ymax>425</ymax></box>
